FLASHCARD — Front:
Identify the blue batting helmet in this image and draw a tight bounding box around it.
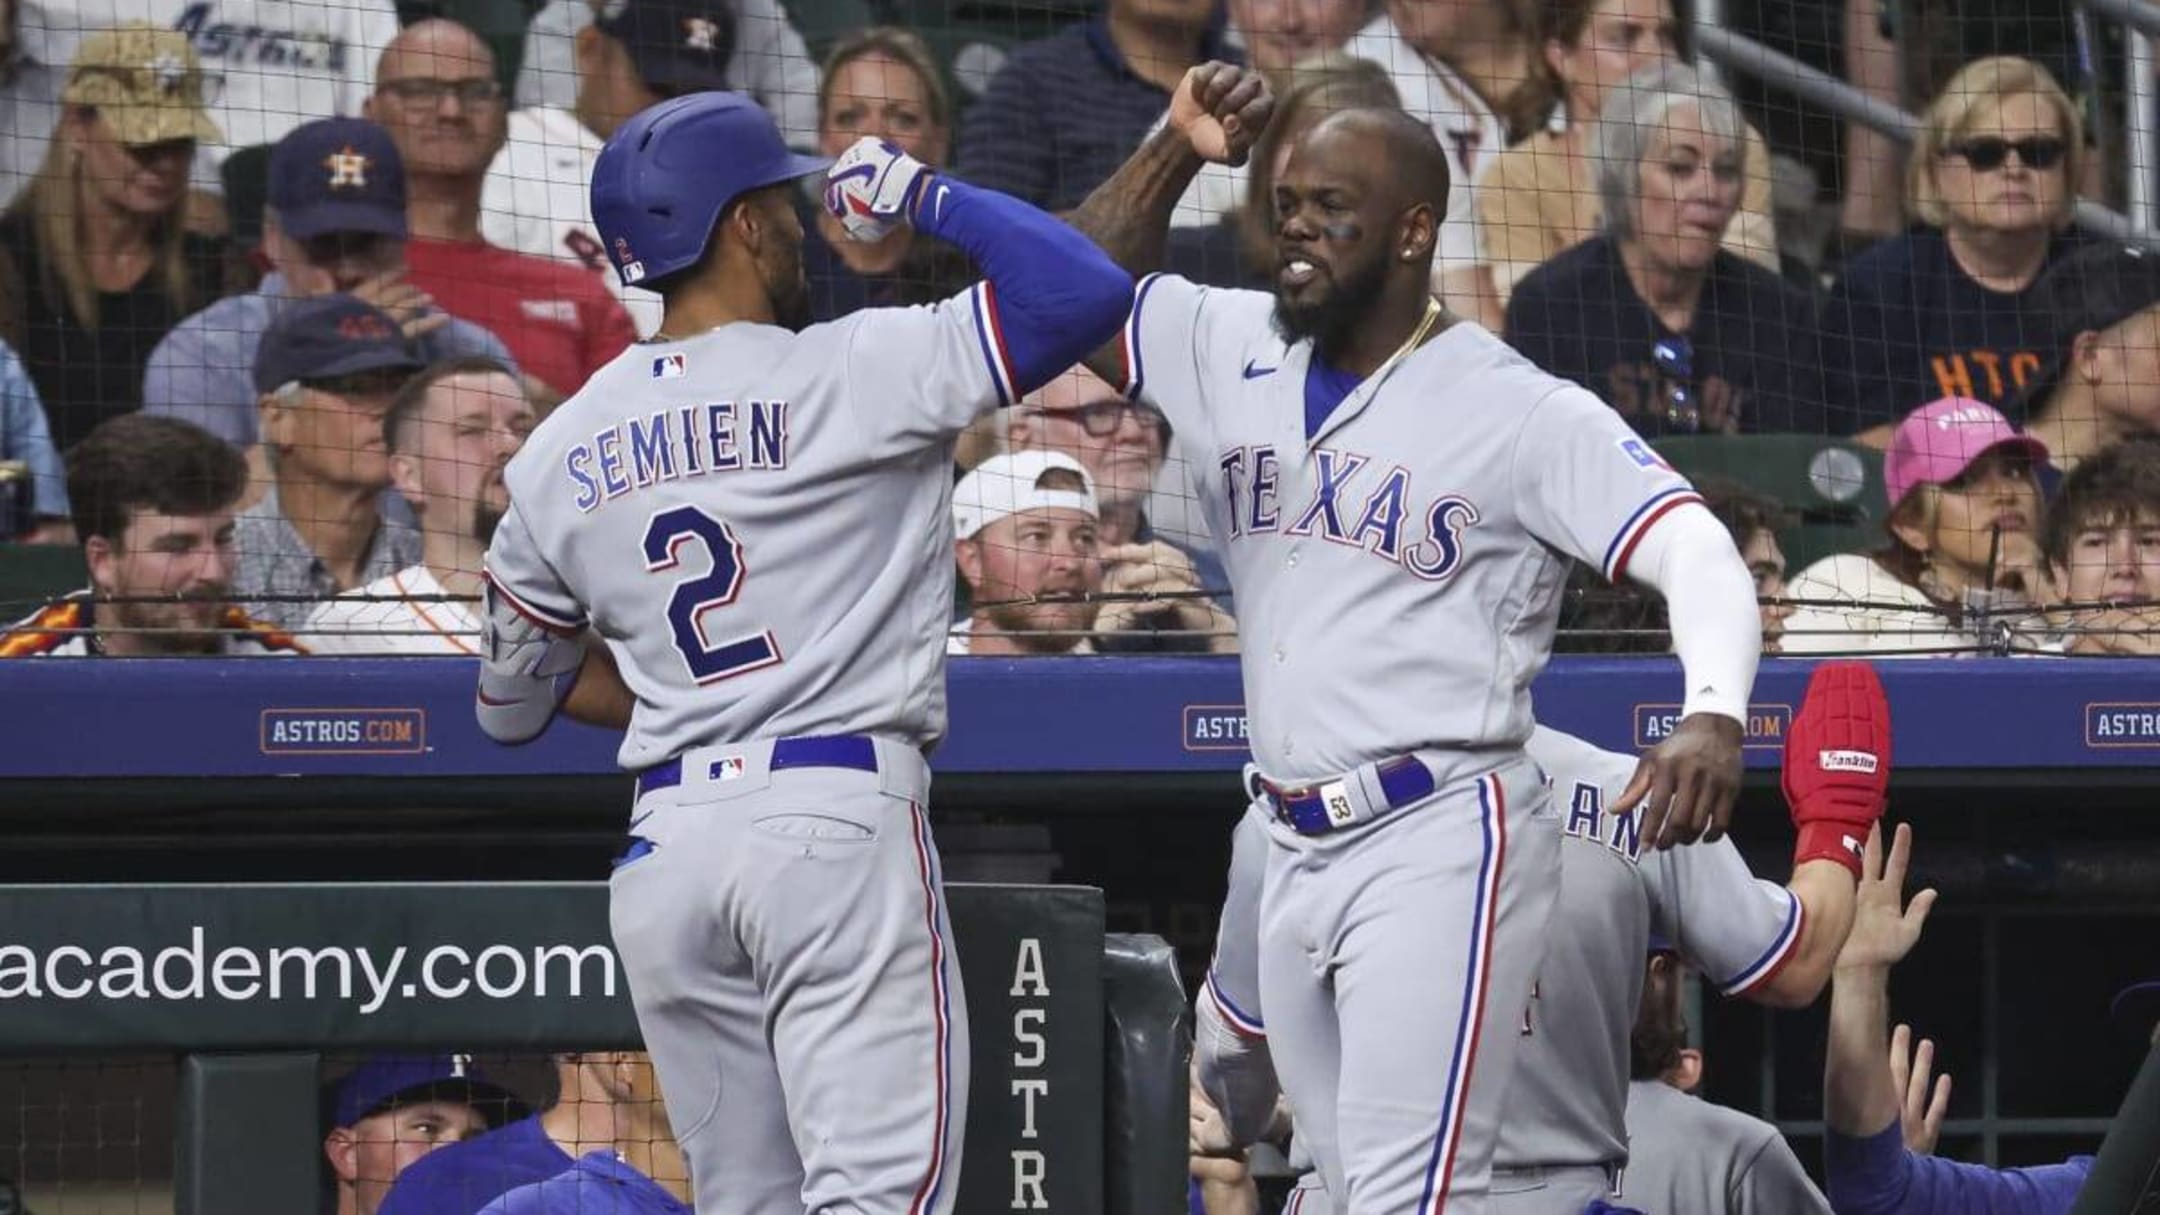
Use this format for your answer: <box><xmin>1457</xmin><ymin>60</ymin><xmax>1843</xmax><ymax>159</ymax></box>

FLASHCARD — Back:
<box><xmin>589</xmin><ymin>92</ymin><xmax>830</xmax><ymax>289</ymax></box>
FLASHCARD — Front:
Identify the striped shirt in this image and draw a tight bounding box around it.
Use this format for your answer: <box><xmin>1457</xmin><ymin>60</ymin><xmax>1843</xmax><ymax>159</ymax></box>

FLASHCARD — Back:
<box><xmin>953</xmin><ymin>16</ymin><xmax>1235</xmax><ymax>214</ymax></box>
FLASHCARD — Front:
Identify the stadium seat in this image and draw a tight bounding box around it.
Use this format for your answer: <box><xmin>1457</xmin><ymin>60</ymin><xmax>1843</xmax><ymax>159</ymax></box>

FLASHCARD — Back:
<box><xmin>1652</xmin><ymin>434</ymin><xmax>1889</xmax><ymax>572</ymax></box>
<box><xmin>0</xmin><ymin>545</ymin><xmax>86</xmax><ymax>620</ymax></box>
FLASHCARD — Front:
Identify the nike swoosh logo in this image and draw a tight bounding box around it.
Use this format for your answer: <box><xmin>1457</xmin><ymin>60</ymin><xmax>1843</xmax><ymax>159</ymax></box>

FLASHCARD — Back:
<box><xmin>935</xmin><ymin>183</ymin><xmax>951</xmax><ymax>222</ymax></box>
<box><xmin>476</xmin><ymin>689</ymin><xmax>526</xmax><ymax>708</ymax></box>
<box><xmin>1242</xmin><ymin>360</ymin><xmax>1278</xmax><ymax>379</ymax></box>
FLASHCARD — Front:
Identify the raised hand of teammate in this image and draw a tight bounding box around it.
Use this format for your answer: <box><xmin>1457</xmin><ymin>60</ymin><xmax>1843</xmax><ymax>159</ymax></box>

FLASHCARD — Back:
<box><xmin>1169</xmin><ymin>62</ymin><xmax>1274</xmax><ymax>167</ymax></box>
<box><xmin>1888</xmin><ymin>1021</ymin><xmax>1952</xmax><ymax>1155</ymax></box>
<box><xmin>823</xmin><ymin>137</ymin><xmax>934</xmax><ymax>243</ymax></box>
<box><xmin>1618</xmin><ymin>712</ymin><xmax>1744</xmax><ymax>848</ymax></box>
<box><xmin>1836</xmin><ymin>821</ymin><xmax>1935</xmax><ymax>974</ymax></box>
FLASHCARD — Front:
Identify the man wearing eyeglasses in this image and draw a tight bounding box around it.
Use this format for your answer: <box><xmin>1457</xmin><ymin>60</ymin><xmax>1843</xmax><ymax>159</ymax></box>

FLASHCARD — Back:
<box><xmin>367</xmin><ymin>19</ymin><xmax>637</xmax><ymax>410</ymax></box>
<box><xmin>480</xmin><ymin>0</ymin><xmax>741</xmax><ymax>338</ymax></box>
<box><xmin>1009</xmin><ymin>363</ymin><xmax>1233</xmax><ymax>627</ymax></box>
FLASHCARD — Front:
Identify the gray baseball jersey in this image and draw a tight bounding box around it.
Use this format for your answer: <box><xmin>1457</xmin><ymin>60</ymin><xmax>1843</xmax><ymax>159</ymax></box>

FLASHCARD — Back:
<box><xmin>1122</xmin><ymin>275</ymin><xmax>1704</xmax><ymax>787</ymax></box>
<box><xmin>1501</xmin><ymin>727</ymin><xmax>1803</xmax><ymax>1174</ymax></box>
<box><xmin>484</xmin><ymin>284</ymin><xmax>1017</xmax><ymax>1215</ymax></box>
<box><xmin>486</xmin><ymin>284</ymin><xmax>1015</xmax><ymax>770</ymax></box>
<box><xmin>1132</xmin><ymin>272</ymin><xmax>1717</xmax><ymax>1213</ymax></box>
<box><xmin>1198</xmin><ymin>727</ymin><xmax>1799</xmax><ymax>1210</ymax></box>
<box><xmin>1622</xmin><ymin>1079</ymin><xmax>1831</xmax><ymax>1214</ymax></box>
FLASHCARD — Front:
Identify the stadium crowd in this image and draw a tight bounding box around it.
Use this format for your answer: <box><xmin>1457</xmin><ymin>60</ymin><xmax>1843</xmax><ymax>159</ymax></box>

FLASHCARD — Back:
<box><xmin>0</xmin><ymin>0</ymin><xmax>2154</xmax><ymax>657</ymax></box>
<box><xmin>0</xmin><ymin>0</ymin><xmax>2152</xmax><ymax>1208</ymax></box>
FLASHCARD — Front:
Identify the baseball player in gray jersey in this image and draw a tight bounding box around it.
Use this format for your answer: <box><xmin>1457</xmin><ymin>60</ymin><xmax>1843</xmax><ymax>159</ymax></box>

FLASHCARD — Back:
<box><xmin>1197</xmin><ymin>661</ymin><xmax>1893</xmax><ymax>1214</ymax></box>
<box><xmin>473</xmin><ymin>91</ymin><xmax>1139</xmax><ymax>1214</ymax></box>
<box><xmin>1621</xmin><ymin>951</ymin><xmax>1833</xmax><ymax>1215</ymax></box>
<box><xmin>1072</xmin><ymin>69</ymin><xmax>1764</xmax><ymax>1211</ymax></box>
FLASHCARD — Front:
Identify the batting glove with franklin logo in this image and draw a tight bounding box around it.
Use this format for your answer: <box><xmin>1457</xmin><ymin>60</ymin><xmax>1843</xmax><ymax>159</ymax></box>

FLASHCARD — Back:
<box><xmin>823</xmin><ymin>137</ymin><xmax>932</xmax><ymax>243</ymax></box>
<box><xmin>1781</xmin><ymin>660</ymin><xmax>1892</xmax><ymax>879</ymax></box>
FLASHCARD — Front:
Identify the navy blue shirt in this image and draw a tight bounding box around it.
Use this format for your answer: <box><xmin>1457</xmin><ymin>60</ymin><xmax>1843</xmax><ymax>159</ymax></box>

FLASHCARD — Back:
<box><xmin>1506</xmin><ymin>235</ymin><xmax>1831</xmax><ymax>438</ymax></box>
<box><xmin>378</xmin><ymin>1116</ymin><xmax>575</xmax><ymax>1215</ymax></box>
<box><xmin>800</xmin><ymin>202</ymin><xmax>977</xmax><ymax>323</ymax></box>
<box><xmin>1822</xmin><ymin>227</ymin><xmax>2084</xmax><ymax>429</ymax></box>
<box><xmin>479</xmin><ymin>1152</ymin><xmax>689</xmax><ymax>1215</ymax></box>
<box><xmin>954</xmin><ymin>16</ymin><xmax>1233</xmax><ymax>213</ymax></box>
<box><xmin>1824</xmin><ymin>1120</ymin><xmax>2090</xmax><ymax>1215</ymax></box>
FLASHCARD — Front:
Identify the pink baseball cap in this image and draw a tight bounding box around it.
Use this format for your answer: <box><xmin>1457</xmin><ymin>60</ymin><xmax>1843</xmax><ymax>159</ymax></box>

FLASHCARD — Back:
<box><xmin>1885</xmin><ymin>397</ymin><xmax>2051</xmax><ymax>507</ymax></box>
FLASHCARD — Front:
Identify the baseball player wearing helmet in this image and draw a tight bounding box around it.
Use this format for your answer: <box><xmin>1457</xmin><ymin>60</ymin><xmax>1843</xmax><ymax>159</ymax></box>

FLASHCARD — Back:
<box><xmin>1068</xmin><ymin>65</ymin><xmax>1765</xmax><ymax>1212</ymax></box>
<box><xmin>1194</xmin><ymin>661</ymin><xmax>1892</xmax><ymax>1214</ymax></box>
<box><xmin>472</xmin><ymin>92</ymin><xmax>1137</xmax><ymax>1213</ymax></box>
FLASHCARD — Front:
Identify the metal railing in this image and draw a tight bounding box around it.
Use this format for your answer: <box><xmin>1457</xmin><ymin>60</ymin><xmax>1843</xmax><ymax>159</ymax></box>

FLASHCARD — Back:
<box><xmin>1692</xmin><ymin>13</ymin><xmax>2156</xmax><ymax>246</ymax></box>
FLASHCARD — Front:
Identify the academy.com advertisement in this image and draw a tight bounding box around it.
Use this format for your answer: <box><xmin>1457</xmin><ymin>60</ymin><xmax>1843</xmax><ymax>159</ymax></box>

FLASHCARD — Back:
<box><xmin>0</xmin><ymin>926</ymin><xmax>619</xmax><ymax>1015</ymax></box>
<box><xmin>0</xmin><ymin>883</ymin><xmax>642</xmax><ymax>1049</ymax></box>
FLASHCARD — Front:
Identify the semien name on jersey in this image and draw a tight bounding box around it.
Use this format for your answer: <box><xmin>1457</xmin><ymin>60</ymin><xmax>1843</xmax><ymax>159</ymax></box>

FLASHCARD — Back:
<box><xmin>563</xmin><ymin>401</ymin><xmax>791</xmax><ymax>514</ymax></box>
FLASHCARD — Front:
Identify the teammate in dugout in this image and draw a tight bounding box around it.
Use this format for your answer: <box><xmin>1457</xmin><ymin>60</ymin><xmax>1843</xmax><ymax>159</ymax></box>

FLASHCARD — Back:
<box><xmin>1197</xmin><ymin>661</ymin><xmax>1889</xmax><ymax>1213</ymax></box>
<box><xmin>1069</xmin><ymin>64</ymin><xmax>1764</xmax><ymax>1211</ymax></box>
<box><xmin>470</xmin><ymin>89</ymin><xmax>1153</xmax><ymax>1211</ymax></box>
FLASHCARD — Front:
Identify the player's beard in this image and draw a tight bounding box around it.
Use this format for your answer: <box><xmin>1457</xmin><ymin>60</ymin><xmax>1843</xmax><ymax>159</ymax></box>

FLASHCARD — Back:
<box><xmin>1272</xmin><ymin>248</ymin><xmax>1391</xmax><ymax>363</ymax></box>
<box><xmin>472</xmin><ymin>498</ymin><xmax>504</xmax><ymax>546</ymax></box>
<box><xmin>767</xmin><ymin>243</ymin><xmax>813</xmax><ymax>333</ymax></box>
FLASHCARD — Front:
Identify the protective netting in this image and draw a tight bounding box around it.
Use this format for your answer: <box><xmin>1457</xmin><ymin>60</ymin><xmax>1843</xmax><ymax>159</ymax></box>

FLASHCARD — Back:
<box><xmin>0</xmin><ymin>0</ymin><xmax>2156</xmax><ymax>657</ymax></box>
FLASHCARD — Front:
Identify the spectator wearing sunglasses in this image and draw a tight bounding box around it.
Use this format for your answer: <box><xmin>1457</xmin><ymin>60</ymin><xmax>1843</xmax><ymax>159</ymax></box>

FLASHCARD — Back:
<box><xmin>1823</xmin><ymin>58</ymin><xmax>2088</xmax><ymax>444</ymax></box>
<box><xmin>0</xmin><ymin>26</ymin><xmax>226</xmax><ymax>453</ymax></box>
<box><xmin>1505</xmin><ymin>63</ymin><xmax>1827</xmax><ymax>438</ymax></box>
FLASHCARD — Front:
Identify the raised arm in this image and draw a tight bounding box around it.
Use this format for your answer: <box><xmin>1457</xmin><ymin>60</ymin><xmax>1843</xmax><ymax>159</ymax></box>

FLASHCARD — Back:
<box><xmin>1748</xmin><ymin>660</ymin><xmax>1892</xmax><ymax>1007</ymax></box>
<box><xmin>1068</xmin><ymin>63</ymin><xmax>1272</xmax><ymax>279</ymax></box>
<box><xmin>1826</xmin><ymin>823</ymin><xmax>1936</xmax><ymax>1144</ymax></box>
<box><xmin>1066</xmin><ymin>64</ymin><xmax>1273</xmax><ymax>386</ymax></box>
<box><xmin>827</xmin><ymin>139</ymin><xmax>1132</xmax><ymax>401</ymax></box>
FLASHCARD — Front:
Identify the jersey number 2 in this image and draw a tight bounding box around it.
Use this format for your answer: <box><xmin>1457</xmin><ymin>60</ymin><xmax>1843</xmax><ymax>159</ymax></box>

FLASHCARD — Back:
<box><xmin>642</xmin><ymin>505</ymin><xmax>782</xmax><ymax>684</ymax></box>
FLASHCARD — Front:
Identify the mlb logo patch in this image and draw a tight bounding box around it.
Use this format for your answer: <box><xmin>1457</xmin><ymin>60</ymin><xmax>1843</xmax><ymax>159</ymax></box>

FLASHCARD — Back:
<box><xmin>1620</xmin><ymin>438</ymin><xmax>1673</xmax><ymax>472</ymax></box>
<box><xmin>709</xmin><ymin>755</ymin><xmax>746</xmax><ymax>782</ymax></box>
<box><xmin>653</xmin><ymin>353</ymin><xmax>686</xmax><ymax>379</ymax></box>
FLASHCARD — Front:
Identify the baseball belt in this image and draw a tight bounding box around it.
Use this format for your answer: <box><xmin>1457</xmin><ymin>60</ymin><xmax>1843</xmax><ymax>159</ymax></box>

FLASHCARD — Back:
<box><xmin>1248</xmin><ymin>754</ymin><xmax>1438</xmax><ymax>836</ymax></box>
<box><xmin>636</xmin><ymin>734</ymin><xmax>880</xmax><ymax>798</ymax></box>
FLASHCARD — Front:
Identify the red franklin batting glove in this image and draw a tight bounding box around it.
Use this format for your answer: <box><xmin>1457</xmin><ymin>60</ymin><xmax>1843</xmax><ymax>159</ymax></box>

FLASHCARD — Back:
<box><xmin>1781</xmin><ymin>660</ymin><xmax>1892</xmax><ymax>879</ymax></box>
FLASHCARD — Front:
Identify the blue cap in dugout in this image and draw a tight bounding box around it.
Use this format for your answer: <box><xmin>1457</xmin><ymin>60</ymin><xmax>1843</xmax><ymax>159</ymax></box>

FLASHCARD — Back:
<box><xmin>269</xmin><ymin>117</ymin><xmax>409</xmax><ymax>243</ymax></box>
<box><xmin>254</xmin><ymin>295</ymin><xmax>423</xmax><ymax>393</ymax></box>
<box><xmin>331</xmin><ymin>1053</ymin><xmax>524</xmax><ymax>1129</ymax></box>
<box><xmin>589</xmin><ymin>91</ymin><xmax>830</xmax><ymax>289</ymax></box>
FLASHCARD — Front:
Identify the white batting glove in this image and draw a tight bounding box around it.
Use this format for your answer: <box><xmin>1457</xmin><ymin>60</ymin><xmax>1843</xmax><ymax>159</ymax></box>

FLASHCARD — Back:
<box><xmin>823</xmin><ymin>136</ymin><xmax>932</xmax><ymax>243</ymax></box>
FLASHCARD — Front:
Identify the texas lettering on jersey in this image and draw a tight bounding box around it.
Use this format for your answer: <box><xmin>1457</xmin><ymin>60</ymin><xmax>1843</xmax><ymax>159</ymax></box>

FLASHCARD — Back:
<box><xmin>173</xmin><ymin>1</ymin><xmax>357</xmax><ymax>71</ymax></box>
<box><xmin>1216</xmin><ymin>444</ymin><xmax>1480</xmax><ymax>580</ymax></box>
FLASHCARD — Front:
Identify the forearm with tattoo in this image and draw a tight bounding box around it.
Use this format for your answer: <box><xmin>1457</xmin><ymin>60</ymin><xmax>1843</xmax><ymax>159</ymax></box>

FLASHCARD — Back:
<box><xmin>1068</xmin><ymin>126</ymin><xmax>1207</xmax><ymax>280</ymax></box>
